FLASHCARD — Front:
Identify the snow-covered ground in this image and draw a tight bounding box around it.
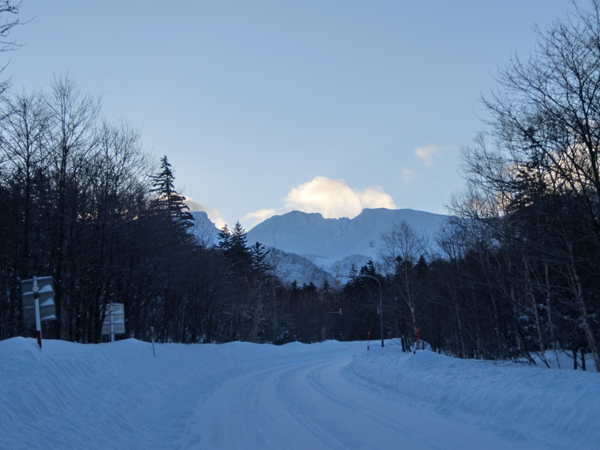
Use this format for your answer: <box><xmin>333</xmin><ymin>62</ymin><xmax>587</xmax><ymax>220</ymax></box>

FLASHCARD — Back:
<box><xmin>1</xmin><ymin>338</ymin><xmax>598</xmax><ymax>450</ymax></box>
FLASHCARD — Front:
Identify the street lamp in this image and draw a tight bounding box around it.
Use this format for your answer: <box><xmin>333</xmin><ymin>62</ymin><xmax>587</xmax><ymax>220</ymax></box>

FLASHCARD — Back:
<box><xmin>352</xmin><ymin>273</ymin><xmax>384</xmax><ymax>348</ymax></box>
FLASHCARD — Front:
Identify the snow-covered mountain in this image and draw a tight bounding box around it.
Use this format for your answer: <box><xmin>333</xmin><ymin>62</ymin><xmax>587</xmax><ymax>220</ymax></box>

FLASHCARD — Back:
<box><xmin>190</xmin><ymin>208</ymin><xmax>449</xmax><ymax>286</ymax></box>
<box><xmin>189</xmin><ymin>211</ymin><xmax>220</xmax><ymax>246</ymax></box>
<box><xmin>247</xmin><ymin>208</ymin><xmax>448</xmax><ymax>278</ymax></box>
<box><xmin>265</xmin><ymin>247</ymin><xmax>336</xmax><ymax>287</ymax></box>
<box><xmin>247</xmin><ymin>208</ymin><xmax>447</xmax><ymax>261</ymax></box>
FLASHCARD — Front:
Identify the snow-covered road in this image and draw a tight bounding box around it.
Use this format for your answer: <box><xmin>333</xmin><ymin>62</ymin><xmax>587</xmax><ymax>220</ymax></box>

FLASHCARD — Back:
<box><xmin>1</xmin><ymin>338</ymin><xmax>598</xmax><ymax>450</ymax></box>
<box><xmin>189</xmin><ymin>348</ymin><xmax>531</xmax><ymax>450</ymax></box>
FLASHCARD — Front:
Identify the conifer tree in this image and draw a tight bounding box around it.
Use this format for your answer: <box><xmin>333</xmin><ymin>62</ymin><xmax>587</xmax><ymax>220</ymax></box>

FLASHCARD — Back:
<box><xmin>218</xmin><ymin>224</ymin><xmax>231</xmax><ymax>251</ymax></box>
<box><xmin>150</xmin><ymin>155</ymin><xmax>193</xmax><ymax>228</ymax></box>
<box><xmin>223</xmin><ymin>221</ymin><xmax>252</xmax><ymax>273</ymax></box>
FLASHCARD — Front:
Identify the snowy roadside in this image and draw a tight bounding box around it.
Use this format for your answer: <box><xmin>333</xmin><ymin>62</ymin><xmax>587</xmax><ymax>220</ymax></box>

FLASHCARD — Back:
<box><xmin>346</xmin><ymin>344</ymin><xmax>600</xmax><ymax>450</ymax></box>
<box><xmin>0</xmin><ymin>337</ymin><xmax>355</xmax><ymax>450</ymax></box>
<box><xmin>1</xmin><ymin>337</ymin><xmax>599</xmax><ymax>450</ymax></box>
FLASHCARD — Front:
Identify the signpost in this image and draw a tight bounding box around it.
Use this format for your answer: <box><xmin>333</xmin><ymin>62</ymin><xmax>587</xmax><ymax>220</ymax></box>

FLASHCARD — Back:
<box><xmin>100</xmin><ymin>303</ymin><xmax>126</xmax><ymax>342</ymax></box>
<box><xmin>21</xmin><ymin>276</ymin><xmax>56</xmax><ymax>349</ymax></box>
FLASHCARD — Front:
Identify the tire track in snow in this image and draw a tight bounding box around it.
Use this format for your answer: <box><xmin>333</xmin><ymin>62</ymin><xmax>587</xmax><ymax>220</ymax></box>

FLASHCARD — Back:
<box><xmin>304</xmin><ymin>361</ymin><xmax>446</xmax><ymax>449</ymax></box>
<box><xmin>273</xmin><ymin>363</ymin><xmax>352</xmax><ymax>450</ymax></box>
<box><xmin>187</xmin><ymin>348</ymin><xmax>537</xmax><ymax>450</ymax></box>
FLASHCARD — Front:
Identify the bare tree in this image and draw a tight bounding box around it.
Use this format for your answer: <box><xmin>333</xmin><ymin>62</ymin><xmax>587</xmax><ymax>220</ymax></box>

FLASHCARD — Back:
<box><xmin>379</xmin><ymin>221</ymin><xmax>428</xmax><ymax>345</ymax></box>
<box><xmin>458</xmin><ymin>0</ymin><xmax>600</xmax><ymax>370</ymax></box>
<box><xmin>0</xmin><ymin>1</ymin><xmax>25</xmax><ymax>94</ymax></box>
<box><xmin>0</xmin><ymin>90</ymin><xmax>51</xmax><ymax>274</ymax></box>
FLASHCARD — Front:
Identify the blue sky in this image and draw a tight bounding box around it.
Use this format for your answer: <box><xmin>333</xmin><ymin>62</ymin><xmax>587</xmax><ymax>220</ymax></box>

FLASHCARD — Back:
<box><xmin>6</xmin><ymin>0</ymin><xmax>575</xmax><ymax>229</ymax></box>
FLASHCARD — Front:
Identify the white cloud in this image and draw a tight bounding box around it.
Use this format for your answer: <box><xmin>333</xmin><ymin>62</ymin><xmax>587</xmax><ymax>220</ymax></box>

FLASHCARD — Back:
<box><xmin>183</xmin><ymin>197</ymin><xmax>204</xmax><ymax>212</ymax></box>
<box><xmin>184</xmin><ymin>197</ymin><xmax>227</xmax><ymax>229</ymax></box>
<box><xmin>415</xmin><ymin>144</ymin><xmax>441</xmax><ymax>166</ymax></box>
<box><xmin>186</xmin><ymin>179</ymin><xmax>397</xmax><ymax>231</ymax></box>
<box><xmin>399</xmin><ymin>167</ymin><xmax>415</xmax><ymax>184</ymax></box>
<box><xmin>357</xmin><ymin>187</ymin><xmax>396</xmax><ymax>209</ymax></box>
<box><xmin>241</xmin><ymin>208</ymin><xmax>277</xmax><ymax>230</ymax></box>
<box><xmin>284</xmin><ymin>176</ymin><xmax>396</xmax><ymax>219</ymax></box>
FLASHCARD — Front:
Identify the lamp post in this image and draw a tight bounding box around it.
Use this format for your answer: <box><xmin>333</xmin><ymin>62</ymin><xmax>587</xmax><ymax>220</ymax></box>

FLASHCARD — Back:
<box><xmin>352</xmin><ymin>274</ymin><xmax>384</xmax><ymax>348</ymax></box>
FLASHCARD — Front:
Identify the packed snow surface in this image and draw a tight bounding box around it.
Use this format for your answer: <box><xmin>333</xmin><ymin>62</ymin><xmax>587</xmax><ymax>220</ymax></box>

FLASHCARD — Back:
<box><xmin>1</xmin><ymin>337</ymin><xmax>598</xmax><ymax>450</ymax></box>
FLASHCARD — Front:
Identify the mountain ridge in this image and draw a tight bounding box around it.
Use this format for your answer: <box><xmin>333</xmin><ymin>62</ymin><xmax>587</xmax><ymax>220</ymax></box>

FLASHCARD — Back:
<box><xmin>246</xmin><ymin>208</ymin><xmax>449</xmax><ymax>261</ymax></box>
<box><xmin>189</xmin><ymin>208</ymin><xmax>450</xmax><ymax>285</ymax></box>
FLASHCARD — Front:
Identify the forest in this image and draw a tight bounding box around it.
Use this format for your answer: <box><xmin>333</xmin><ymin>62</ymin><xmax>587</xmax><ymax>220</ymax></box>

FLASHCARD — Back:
<box><xmin>1</xmin><ymin>1</ymin><xmax>600</xmax><ymax>372</ymax></box>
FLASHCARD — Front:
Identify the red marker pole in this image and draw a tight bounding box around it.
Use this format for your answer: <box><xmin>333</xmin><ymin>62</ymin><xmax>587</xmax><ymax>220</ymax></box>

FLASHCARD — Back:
<box><xmin>367</xmin><ymin>331</ymin><xmax>370</xmax><ymax>351</ymax></box>
<box><xmin>151</xmin><ymin>326</ymin><xmax>156</xmax><ymax>357</ymax></box>
<box><xmin>32</xmin><ymin>277</ymin><xmax>42</xmax><ymax>349</ymax></box>
<box><xmin>413</xmin><ymin>328</ymin><xmax>419</xmax><ymax>354</ymax></box>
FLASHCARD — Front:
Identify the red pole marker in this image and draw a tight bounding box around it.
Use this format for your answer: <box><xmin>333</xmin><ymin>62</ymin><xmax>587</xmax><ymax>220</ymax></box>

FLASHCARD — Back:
<box><xmin>33</xmin><ymin>277</ymin><xmax>42</xmax><ymax>349</ymax></box>
<box><xmin>413</xmin><ymin>329</ymin><xmax>419</xmax><ymax>354</ymax></box>
<box><xmin>367</xmin><ymin>331</ymin><xmax>370</xmax><ymax>351</ymax></box>
<box><xmin>151</xmin><ymin>326</ymin><xmax>156</xmax><ymax>357</ymax></box>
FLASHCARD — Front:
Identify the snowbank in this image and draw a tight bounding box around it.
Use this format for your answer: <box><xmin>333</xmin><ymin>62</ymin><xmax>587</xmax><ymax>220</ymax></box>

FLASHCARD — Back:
<box><xmin>1</xmin><ymin>337</ymin><xmax>598</xmax><ymax>450</ymax></box>
<box><xmin>348</xmin><ymin>344</ymin><xmax>600</xmax><ymax>449</ymax></box>
<box><xmin>0</xmin><ymin>337</ymin><xmax>348</xmax><ymax>450</ymax></box>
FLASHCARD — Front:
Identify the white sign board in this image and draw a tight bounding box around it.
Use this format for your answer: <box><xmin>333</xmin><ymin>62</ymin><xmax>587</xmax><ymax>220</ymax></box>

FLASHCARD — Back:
<box><xmin>21</xmin><ymin>277</ymin><xmax>56</xmax><ymax>324</ymax></box>
<box><xmin>101</xmin><ymin>303</ymin><xmax>126</xmax><ymax>336</ymax></box>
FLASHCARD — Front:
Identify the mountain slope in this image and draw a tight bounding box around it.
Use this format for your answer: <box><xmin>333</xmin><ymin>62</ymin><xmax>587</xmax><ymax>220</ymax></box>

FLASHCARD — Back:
<box><xmin>247</xmin><ymin>208</ymin><xmax>449</xmax><ymax>262</ymax></box>
<box><xmin>189</xmin><ymin>211</ymin><xmax>220</xmax><ymax>246</ymax></box>
<box><xmin>188</xmin><ymin>208</ymin><xmax>449</xmax><ymax>285</ymax></box>
<box><xmin>265</xmin><ymin>247</ymin><xmax>335</xmax><ymax>287</ymax></box>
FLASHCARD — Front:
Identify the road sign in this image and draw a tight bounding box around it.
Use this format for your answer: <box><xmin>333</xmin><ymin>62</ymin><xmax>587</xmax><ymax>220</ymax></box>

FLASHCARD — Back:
<box><xmin>101</xmin><ymin>303</ymin><xmax>125</xmax><ymax>341</ymax></box>
<box><xmin>21</xmin><ymin>276</ymin><xmax>56</xmax><ymax>324</ymax></box>
<box><xmin>21</xmin><ymin>276</ymin><xmax>56</xmax><ymax>349</ymax></box>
